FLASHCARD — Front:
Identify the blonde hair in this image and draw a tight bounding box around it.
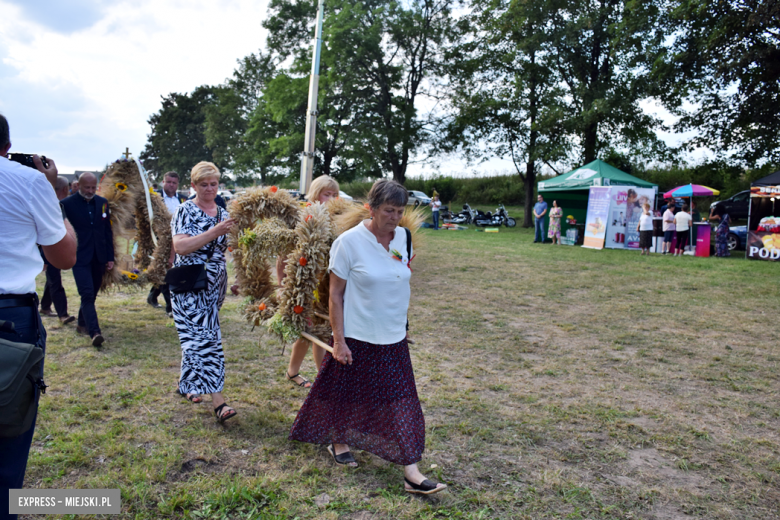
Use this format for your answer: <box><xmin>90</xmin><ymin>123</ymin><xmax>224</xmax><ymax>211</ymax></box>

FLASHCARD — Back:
<box><xmin>643</xmin><ymin>202</ymin><xmax>651</xmax><ymax>212</ymax></box>
<box><xmin>190</xmin><ymin>161</ymin><xmax>221</xmax><ymax>184</ymax></box>
<box><xmin>307</xmin><ymin>175</ymin><xmax>339</xmax><ymax>203</ymax></box>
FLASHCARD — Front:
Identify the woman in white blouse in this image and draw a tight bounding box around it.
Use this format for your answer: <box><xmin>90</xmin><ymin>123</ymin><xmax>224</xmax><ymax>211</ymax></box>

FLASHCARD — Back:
<box><xmin>289</xmin><ymin>179</ymin><xmax>446</xmax><ymax>495</ymax></box>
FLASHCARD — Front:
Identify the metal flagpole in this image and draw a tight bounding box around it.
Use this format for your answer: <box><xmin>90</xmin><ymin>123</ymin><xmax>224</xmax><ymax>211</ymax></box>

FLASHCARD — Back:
<box><xmin>299</xmin><ymin>0</ymin><xmax>325</xmax><ymax>196</ymax></box>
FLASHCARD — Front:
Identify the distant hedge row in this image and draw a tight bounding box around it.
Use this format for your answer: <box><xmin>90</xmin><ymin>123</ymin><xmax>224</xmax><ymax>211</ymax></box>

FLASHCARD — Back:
<box><xmin>340</xmin><ymin>174</ymin><xmax>527</xmax><ymax>205</ymax></box>
<box><xmin>331</xmin><ymin>161</ymin><xmax>779</xmax><ymax>205</ymax></box>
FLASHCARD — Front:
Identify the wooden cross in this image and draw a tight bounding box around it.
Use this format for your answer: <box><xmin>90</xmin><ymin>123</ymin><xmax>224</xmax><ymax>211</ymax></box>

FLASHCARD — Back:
<box><xmin>123</xmin><ymin>147</ymin><xmax>131</xmax><ymax>159</ymax></box>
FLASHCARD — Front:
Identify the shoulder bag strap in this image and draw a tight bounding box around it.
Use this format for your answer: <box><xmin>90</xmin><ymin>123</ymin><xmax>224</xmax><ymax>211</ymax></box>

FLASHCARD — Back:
<box><xmin>204</xmin><ymin>207</ymin><xmax>223</xmax><ymax>263</ymax></box>
<box><xmin>404</xmin><ymin>227</ymin><xmax>412</xmax><ymax>259</ymax></box>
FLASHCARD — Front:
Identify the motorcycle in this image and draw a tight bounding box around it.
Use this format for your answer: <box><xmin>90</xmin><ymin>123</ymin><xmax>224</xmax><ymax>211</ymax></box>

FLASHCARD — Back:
<box><xmin>443</xmin><ymin>203</ymin><xmax>475</xmax><ymax>225</ymax></box>
<box><xmin>473</xmin><ymin>204</ymin><xmax>517</xmax><ymax>227</ymax></box>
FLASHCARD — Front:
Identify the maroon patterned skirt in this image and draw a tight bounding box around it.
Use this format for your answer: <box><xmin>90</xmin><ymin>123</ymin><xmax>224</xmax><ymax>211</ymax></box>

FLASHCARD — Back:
<box><xmin>289</xmin><ymin>337</ymin><xmax>425</xmax><ymax>465</ymax></box>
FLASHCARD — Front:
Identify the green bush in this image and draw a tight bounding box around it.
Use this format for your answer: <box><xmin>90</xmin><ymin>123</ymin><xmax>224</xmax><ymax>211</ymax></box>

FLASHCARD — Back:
<box><xmin>339</xmin><ymin>174</ymin><xmax>527</xmax><ymax>205</ymax></box>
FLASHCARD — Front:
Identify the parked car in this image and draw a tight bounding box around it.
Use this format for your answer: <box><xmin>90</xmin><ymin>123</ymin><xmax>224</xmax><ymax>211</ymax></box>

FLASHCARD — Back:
<box><xmin>710</xmin><ymin>190</ymin><xmax>750</xmax><ymax>220</ymax></box>
<box><xmin>407</xmin><ymin>190</ymin><xmax>431</xmax><ymax>206</ymax></box>
<box><xmin>218</xmin><ymin>190</ymin><xmax>233</xmax><ymax>201</ymax></box>
<box><xmin>727</xmin><ymin>225</ymin><xmax>747</xmax><ymax>251</ymax></box>
<box><xmin>339</xmin><ymin>190</ymin><xmax>353</xmax><ymax>201</ymax></box>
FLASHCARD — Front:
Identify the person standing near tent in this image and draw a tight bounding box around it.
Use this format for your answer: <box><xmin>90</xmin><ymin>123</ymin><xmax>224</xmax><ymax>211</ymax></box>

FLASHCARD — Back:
<box><xmin>548</xmin><ymin>200</ymin><xmax>562</xmax><ymax>244</ymax></box>
<box><xmin>662</xmin><ymin>204</ymin><xmax>676</xmax><ymax>254</ymax></box>
<box><xmin>690</xmin><ymin>201</ymin><xmax>701</xmax><ymax>222</ymax></box>
<box><xmin>637</xmin><ymin>203</ymin><xmax>653</xmax><ymax>255</ymax></box>
<box><xmin>711</xmin><ymin>205</ymin><xmax>731</xmax><ymax>257</ymax></box>
<box><xmin>673</xmin><ymin>204</ymin><xmax>693</xmax><ymax>256</ymax></box>
<box><xmin>533</xmin><ymin>194</ymin><xmax>548</xmax><ymax>243</ymax></box>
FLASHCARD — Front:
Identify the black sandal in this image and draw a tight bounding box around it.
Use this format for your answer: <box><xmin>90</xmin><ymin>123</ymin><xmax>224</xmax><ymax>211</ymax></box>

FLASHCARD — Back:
<box><xmin>404</xmin><ymin>477</ymin><xmax>447</xmax><ymax>495</ymax></box>
<box><xmin>214</xmin><ymin>403</ymin><xmax>237</xmax><ymax>424</ymax></box>
<box><xmin>327</xmin><ymin>444</ymin><xmax>358</xmax><ymax>467</ymax></box>
<box><xmin>286</xmin><ymin>372</ymin><xmax>312</xmax><ymax>388</ymax></box>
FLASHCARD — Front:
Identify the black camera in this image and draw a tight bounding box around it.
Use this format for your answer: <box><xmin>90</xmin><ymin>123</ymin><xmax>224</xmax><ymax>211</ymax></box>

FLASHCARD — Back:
<box><xmin>8</xmin><ymin>153</ymin><xmax>49</xmax><ymax>170</ymax></box>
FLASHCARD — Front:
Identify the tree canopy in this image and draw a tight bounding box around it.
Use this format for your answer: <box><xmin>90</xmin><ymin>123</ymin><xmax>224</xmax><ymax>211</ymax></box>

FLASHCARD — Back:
<box><xmin>140</xmin><ymin>0</ymin><xmax>779</xmax><ymax>187</ymax></box>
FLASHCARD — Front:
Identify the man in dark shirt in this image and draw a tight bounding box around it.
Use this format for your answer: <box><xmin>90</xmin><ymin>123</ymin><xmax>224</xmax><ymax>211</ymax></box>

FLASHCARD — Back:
<box><xmin>40</xmin><ymin>176</ymin><xmax>75</xmax><ymax>324</ymax></box>
<box><xmin>61</xmin><ymin>172</ymin><xmax>114</xmax><ymax>347</ymax></box>
<box><xmin>147</xmin><ymin>172</ymin><xmax>187</xmax><ymax>315</ymax></box>
<box><xmin>533</xmin><ymin>194</ymin><xmax>548</xmax><ymax>243</ymax></box>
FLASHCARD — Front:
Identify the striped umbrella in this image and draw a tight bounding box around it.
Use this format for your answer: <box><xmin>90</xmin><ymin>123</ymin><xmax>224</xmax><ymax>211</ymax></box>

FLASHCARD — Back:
<box><xmin>663</xmin><ymin>184</ymin><xmax>720</xmax><ymax>198</ymax></box>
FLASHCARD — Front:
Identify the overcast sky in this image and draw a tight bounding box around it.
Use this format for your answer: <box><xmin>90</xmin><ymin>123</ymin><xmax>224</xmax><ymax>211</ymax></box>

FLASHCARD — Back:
<box><xmin>0</xmin><ymin>0</ymin><xmax>271</xmax><ymax>174</ymax></box>
<box><xmin>1</xmin><ymin>0</ymin><xmax>699</xmax><ymax>179</ymax></box>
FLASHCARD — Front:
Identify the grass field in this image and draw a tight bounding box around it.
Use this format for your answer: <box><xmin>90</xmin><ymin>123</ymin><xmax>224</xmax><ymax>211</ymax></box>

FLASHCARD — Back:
<box><xmin>23</xmin><ymin>221</ymin><xmax>780</xmax><ymax>519</ymax></box>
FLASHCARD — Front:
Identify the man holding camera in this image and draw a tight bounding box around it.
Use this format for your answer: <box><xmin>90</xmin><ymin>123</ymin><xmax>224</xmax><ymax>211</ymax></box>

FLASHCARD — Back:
<box><xmin>0</xmin><ymin>114</ymin><xmax>77</xmax><ymax>520</ymax></box>
<box><xmin>61</xmin><ymin>172</ymin><xmax>115</xmax><ymax>347</ymax></box>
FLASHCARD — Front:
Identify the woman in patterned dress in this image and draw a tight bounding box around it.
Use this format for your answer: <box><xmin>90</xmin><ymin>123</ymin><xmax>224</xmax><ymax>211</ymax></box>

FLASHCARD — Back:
<box><xmin>171</xmin><ymin>161</ymin><xmax>237</xmax><ymax>423</ymax></box>
<box><xmin>548</xmin><ymin>200</ymin><xmax>563</xmax><ymax>244</ymax></box>
<box><xmin>289</xmin><ymin>179</ymin><xmax>446</xmax><ymax>495</ymax></box>
<box><xmin>711</xmin><ymin>205</ymin><xmax>731</xmax><ymax>257</ymax></box>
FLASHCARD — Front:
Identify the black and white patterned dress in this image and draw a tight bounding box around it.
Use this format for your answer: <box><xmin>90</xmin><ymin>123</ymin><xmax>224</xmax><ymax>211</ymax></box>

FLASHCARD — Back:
<box><xmin>170</xmin><ymin>201</ymin><xmax>229</xmax><ymax>396</ymax></box>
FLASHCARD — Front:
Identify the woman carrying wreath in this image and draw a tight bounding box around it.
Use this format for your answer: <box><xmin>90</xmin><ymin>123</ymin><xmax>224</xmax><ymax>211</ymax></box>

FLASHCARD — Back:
<box><xmin>171</xmin><ymin>161</ymin><xmax>237</xmax><ymax>423</ymax></box>
<box><xmin>289</xmin><ymin>179</ymin><xmax>446</xmax><ymax>495</ymax></box>
<box><xmin>277</xmin><ymin>175</ymin><xmax>341</xmax><ymax>389</ymax></box>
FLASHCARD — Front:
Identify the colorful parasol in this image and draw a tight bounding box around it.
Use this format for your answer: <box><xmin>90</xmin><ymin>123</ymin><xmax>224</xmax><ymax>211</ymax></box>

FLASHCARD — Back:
<box><xmin>663</xmin><ymin>184</ymin><xmax>720</xmax><ymax>198</ymax></box>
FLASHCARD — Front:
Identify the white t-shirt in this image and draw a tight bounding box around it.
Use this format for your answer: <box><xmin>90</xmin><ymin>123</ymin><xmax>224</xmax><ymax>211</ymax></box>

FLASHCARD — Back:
<box><xmin>639</xmin><ymin>214</ymin><xmax>653</xmax><ymax>231</ymax></box>
<box><xmin>163</xmin><ymin>192</ymin><xmax>181</xmax><ymax>217</ymax></box>
<box><xmin>328</xmin><ymin>221</ymin><xmax>412</xmax><ymax>345</ymax></box>
<box><xmin>0</xmin><ymin>156</ymin><xmax>67</xmax><ymax>294</ymax></box>
<box><xmin>431</xmin><ymin>200</ymin><xmax>441</xmax><ymax>212</ymax></box>
<box><xmin>663</xmin><ymin>209</ymin><xmax>676</xmax><ymax>232</ymax></box>
<box><xmin>675</xmin><ymin>211</ymin><xmax>692</xmax><ymax>232</ymax></box>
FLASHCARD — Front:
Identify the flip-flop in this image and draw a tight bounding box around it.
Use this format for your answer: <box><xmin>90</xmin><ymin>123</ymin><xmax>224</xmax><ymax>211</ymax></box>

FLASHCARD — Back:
<box><xmin>404</xmin><ymin>477</ymin><xmax>447</xmax><ymax>495</ymax></box>
<box><xmin>327</xmin><ymin>444</ymin><xmax>358</xmax><ymax>467</ymax></box>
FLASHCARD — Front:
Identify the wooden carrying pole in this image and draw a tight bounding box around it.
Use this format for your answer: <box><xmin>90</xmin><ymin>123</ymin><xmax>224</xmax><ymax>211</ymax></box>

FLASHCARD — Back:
<box><xmin>300</xmin><ymin>331</ymin><xmax>333</xmax><ymax>354</ymax></box>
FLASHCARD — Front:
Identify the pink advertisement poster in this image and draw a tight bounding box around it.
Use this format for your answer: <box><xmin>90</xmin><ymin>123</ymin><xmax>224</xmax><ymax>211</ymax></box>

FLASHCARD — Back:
<box><xmin>605</xmin><ymin>187</ymin><xmax>627</xmax><ymax>249</ymax></box>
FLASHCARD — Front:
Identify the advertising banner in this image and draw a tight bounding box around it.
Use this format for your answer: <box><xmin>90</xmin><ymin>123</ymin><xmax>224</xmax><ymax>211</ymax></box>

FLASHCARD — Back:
<box><xmin>605</xmin><ymin>187</ymin><xmax>627</xmax><ymax>249</ymax></box>
<box><xmin>583</xmin><ymin>187</ymin><xmax>611</xmax><ymax>249</ymax></box>
<box><xmin>623</xmin><ymin>188</ymin><xmax>656</xmax><ymax>249</ymax></box>
<box><xmin>750</xmin><ymin>185</ymin><xmax>780</xmax><ymax>198</ymax></box>
<box><xmin>747</xmin><ymin>231</ymin><xmax>780</xmax><ymax>261</ymax></box>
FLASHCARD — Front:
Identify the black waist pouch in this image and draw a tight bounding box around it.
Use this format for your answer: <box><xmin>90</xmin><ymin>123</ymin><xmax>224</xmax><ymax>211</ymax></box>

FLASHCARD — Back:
<box><xmin>165</xmin><ymin>263</ymin><xmax>209</xmax><ymax>294</ymax></box>
<box><xmin>0</xmin><ymin>320</ymin><xmax>45</xmax><ymax>438</ymax></box>
<box><xmin>166</xmin><ymin>215</ymin><xmax>220</xmax><ymax>294</ymax></box>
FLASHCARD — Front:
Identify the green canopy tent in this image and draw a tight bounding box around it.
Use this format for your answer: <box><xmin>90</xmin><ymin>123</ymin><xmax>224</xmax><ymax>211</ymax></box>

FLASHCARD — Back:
<box><xmin>537</xmin><ymin>160</ymin><xmax>657</xmax><ymax>242</ymax></box>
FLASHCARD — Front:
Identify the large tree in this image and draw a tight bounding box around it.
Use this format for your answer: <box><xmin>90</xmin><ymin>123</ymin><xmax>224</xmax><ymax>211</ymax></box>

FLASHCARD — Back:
<box><xmin>140</xmin><ymin>86</ymin><xmax>219</xmax><ymax>181</ymax></box>
<box><xmin>203</xmin><ymin>52</ymin><xmax>277</xmax><ymax>183</ymax></box>
<box><xmin>545</xmin><ymin>0</ymin><xmax>669</xmax><ymax>164</ymax></box>
<box><xmin>659</xmin><ymin>0</ymin><xmax>780</xmax><ymax>166</ymax></box>
<box><xmin>246</xmin><ymin>54</ymin><xmax>381</xmax><ymax>183</ymax></box>
<box><xmin>263</xmin><ymin>0</ymin><xmax>454</xmax><ymax>184</ymax></box>
<box><xmin>445</xmin><ymin>0</ymin><xmax>570</xmax><ymax>227</ymax></box>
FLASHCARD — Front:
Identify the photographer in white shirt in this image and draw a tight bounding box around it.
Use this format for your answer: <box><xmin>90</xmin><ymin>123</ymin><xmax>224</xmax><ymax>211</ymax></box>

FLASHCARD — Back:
<box><xmin>0</xmin><ymin>113</ymin><xmax>76</xmax><ymax>520</ymax></box>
